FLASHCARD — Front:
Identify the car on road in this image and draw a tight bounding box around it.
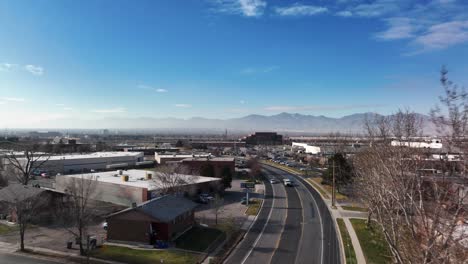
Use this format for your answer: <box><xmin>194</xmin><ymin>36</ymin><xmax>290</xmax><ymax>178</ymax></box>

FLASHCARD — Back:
<box><xmin>269</xmin><ymin>179</ymin><xmax>279</xmax><ymax>184</ymax></box>
<box><xmin>283</xmin><ymin>179</ymin><xmax>293</xmax><ymax>187</ymax></box>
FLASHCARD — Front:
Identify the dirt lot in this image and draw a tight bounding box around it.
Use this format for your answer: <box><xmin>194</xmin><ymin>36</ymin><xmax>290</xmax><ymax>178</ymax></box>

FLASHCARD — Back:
<box><xmin>0</xmin><ymin>223</ymin><xmax>107</xmax><ymax>253</ymax></box>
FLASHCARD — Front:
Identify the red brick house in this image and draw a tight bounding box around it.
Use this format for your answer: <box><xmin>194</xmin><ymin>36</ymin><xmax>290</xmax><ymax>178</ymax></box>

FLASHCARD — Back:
<box><xmin>106</xmin><ymin>195</ymin><xmax>197</xmax><ymax>244</ymax></box>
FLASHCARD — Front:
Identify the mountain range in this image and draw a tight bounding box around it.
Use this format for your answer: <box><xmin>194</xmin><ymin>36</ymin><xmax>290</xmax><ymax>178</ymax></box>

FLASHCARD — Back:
<box><xmin>32</xmin><ymin>112</ymin><xmax>438</xmax><ymax>135</ymax></box>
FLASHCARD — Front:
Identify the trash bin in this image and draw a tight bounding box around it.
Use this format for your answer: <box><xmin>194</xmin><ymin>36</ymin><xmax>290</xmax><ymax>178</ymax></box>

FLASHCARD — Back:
<box><xmin>67</xmin><ymin>241</ymin><xmax>73</xmax><ymax>249</ymax></box>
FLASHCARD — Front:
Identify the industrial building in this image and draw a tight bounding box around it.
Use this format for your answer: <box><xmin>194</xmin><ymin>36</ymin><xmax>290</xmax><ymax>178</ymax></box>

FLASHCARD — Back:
<box><xmin>181</xmin><ymin>157</ymin><xmax>235</xmax><ymax>178</ymax></box>
<box><xmin>242</xmin><ymin>132</ymin><xmax>283</xmax><ymax>145</ymax></box>
<box><xmin>13</xmin><ymin>152</ymin><xmax>149</xmax><ymax>175</ymax></box>
<box><xmin>292</xmin><ymin>142</ymin><xmax>321</xmax><ymax>154</ymax></box>
<box><xmin>55</xmin><ymin>169</ymin><xmax>222</xmax><ymax>206</ymax></box>
<box><xmin>154</xmin><ymin>153</ymin><xmax>210</xmax><ymax>165</ymax></box>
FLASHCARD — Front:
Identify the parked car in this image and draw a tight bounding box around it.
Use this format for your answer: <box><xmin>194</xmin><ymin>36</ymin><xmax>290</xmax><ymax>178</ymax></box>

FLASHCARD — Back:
<box><xmin>199</xmin><ymin>193</ymin><xmax>214</xmax><ymax>201</ymax></box>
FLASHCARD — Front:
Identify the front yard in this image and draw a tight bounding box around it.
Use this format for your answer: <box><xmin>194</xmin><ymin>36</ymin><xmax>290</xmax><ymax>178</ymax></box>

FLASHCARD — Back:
<box><xmin>0</xmin><ymin>223</ymin><xmax>18</xmax><ymax>235</ymax></box>
<box><xmin>175</xmin><ymin>226</ymin><xmax>224</xmax><ymax>252</ymax></box>
<box><xmin>91</xmin><ymin>245</ymin><xmax>201</xmax><ymax>264</ymax></box>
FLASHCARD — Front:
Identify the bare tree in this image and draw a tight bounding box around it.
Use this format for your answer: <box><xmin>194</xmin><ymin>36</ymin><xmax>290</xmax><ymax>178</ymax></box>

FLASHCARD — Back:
<box><xmin>211</xmin><ymin>193</ymin><xmax>224</xmax><ymax>225</ymax></box>
<box><xmin>152</xmin><ymin>163</ymin><xmax>199</xmax><ymax>196</ymax></box>
<box><xmin>60</xmin><ymin>174</ymin><xmax>99</xmax><ymax>256</ymax></box>
<box><xmin>356</xmin><ymin>103</ymin><xmax>468</xmax><ymax>263</ymax></box>
<box><xmin>0</xmin><ymin>142</ymin><xmax>51</xmax><ymax>185</ymax></box>
<box><xmin>0</xmin><ymin>184</ymin><xmax>48</xmax><ymax>251</ymax></box>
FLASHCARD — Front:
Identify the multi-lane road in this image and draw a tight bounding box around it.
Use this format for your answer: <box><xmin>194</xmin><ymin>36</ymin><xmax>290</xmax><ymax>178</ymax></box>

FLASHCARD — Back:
<box><xmin>225</xmin><ymin>164</ymin><xmax>341</xmax><ymax>264</ymax></box>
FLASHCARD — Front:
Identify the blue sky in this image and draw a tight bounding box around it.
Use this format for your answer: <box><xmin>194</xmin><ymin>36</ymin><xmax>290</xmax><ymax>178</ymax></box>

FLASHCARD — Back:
<box><xmin>1</xmin><ymin>0</ymin><xmax>468</xmax><ymax>128</ymax></box>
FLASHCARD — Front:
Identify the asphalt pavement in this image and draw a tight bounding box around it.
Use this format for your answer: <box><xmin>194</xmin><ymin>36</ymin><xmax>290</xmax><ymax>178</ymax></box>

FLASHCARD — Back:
<box><xmin>224</xmin><ymin>165</ymin><xmax>341</xmax><ymax>264</ymax></box>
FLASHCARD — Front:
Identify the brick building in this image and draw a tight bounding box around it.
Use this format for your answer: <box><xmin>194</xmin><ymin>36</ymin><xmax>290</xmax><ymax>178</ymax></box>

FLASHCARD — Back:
<box><xmin>106</xmin><ymin>195</ymin><xmax>197</xmax><ymax>244</ymax></box>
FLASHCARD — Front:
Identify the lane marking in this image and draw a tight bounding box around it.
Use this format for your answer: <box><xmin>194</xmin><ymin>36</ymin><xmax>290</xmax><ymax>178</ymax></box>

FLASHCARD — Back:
<box><xmin>240</xmin><ymin>175</ymin><xmax>277</xmax><ymax>264</ymax></box>
<box><xmin>267</xmin><ymin>165</ymin><xmax>325</xmax><ymax>264</ymax></box>
<box><xmin>269</xmin><ymin>169</ymin><xmax>288</xmax><ymax>264</ymax></box>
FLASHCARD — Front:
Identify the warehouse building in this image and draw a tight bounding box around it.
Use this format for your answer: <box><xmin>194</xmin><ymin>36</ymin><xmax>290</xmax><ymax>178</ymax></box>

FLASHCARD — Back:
<box><xmin>154</xmin><ymin>153</ymin><xmax>210</xmax><ymax>165</ymax></box>
<box><xmin>55</xmin><ymin>169</ymin><xmax>222</xmax><ymax>206</ymax></box>
<box><xmin>12</xmin><ymin>152</ymin><xmax>149</xmax><ymax>175</ymax></box>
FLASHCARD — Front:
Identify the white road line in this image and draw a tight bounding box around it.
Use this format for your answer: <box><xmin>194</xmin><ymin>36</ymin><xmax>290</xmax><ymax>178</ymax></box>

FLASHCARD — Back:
<box><xmin>294</xmin><ymin>175</ymin><xmax>324</xmax><ymax>264</ymax></box>
<box><xmin>240</xmin><ymin>179</ymin><xmax>277</xmax><ymax>264</ymax></box>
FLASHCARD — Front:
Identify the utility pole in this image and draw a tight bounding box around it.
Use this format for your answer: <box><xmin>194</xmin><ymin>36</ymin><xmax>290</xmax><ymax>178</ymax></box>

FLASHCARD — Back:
<box><xmin>332</xmin><ymin>159</ymin><xmax>336</xmax><ymax>207</ymax></box>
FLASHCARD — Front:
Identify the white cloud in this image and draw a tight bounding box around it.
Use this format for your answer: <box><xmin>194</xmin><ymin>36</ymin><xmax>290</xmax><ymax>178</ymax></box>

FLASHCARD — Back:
<box><xmin>24</xmin><ymin>65</ymin><xmax>44</xmax><ymax>76</ymax></box>
<box><xmin>351</xmin><ymin>1</ymin><xmax>399</xmax><ymax>18</ymax></box>
<box><xmin>0</xmin><ymin>63</ymin><xmax>18</xmax><ymax>72</ymax></box>
<box><xmin>175</xmin><ymin>104</ymin><xmax>192</xmax><ymax>108</ymax></box>
<box><xmin>91</xmin><ymin>108</ymin><xmax>126</xmax><ymax>113</ymax></box>
<box><xmin>138</xmin><ymin>84</ymin><xmax>168</xmax><ymax>93</ymax></box>
<box><xmin>56</xmin><ymin>103</ymin><xmax>65</xmax><ymax>107</ymax></box>
<box><xmin>0</xmin><ymin>101</ymin><xmax>5</xmax><ymax>105</ymax></box>
<box><xmin>414</xmin><ymin>20</ymin><xmax>468</xmax><ymax>50</ymax></box>
<box><xmin>241</xmin><ymin>66</ymin><xmax>279</xmax><ymax>74</ymax></box>
<box><xmin>63</xmin><ymin>107</ymin><xmax>73</xmax><ymax>111</ymax></box>
<box><xmin>1</xmin><ymin>97</ymin><xmax>25</xmax><ymax>102</ymax></box>
<box><xmin>376</xmin><ymin>18</ymin><xmax>416</xmax><ymax>40</ymax></box>
<box><xmin>336</xmin><ymin>10</ymin><xmax>352</xmax><ymax>17</ymax></box>
<box><xmin>275</xmin><ymin>4</ymin><xmax>328</xmax><ymax>16</ymax></box>
<box><xmin>210</xmin><ymin>0</ymin><xmax>266</xmax><ymax>17</ymax></box>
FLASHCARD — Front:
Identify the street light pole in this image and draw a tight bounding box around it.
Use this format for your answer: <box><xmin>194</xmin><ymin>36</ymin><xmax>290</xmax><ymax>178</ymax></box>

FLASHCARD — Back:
<box><xmin>332</xmin><ymin>159</ymin><xmax>336</xmax><ymax>207</ymax></box>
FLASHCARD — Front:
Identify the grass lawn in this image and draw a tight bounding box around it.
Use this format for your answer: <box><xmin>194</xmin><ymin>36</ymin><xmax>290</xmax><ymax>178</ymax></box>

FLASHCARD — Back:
<box><xmin>245</xmin><ymin>199</ymin><xmax>262</xmax><ymax>216</ymax></box>
<box><xmin>350</xmin><ymin>219</ymin><xmax>392</xmax><ymax>264</ymax></box>
<box><xmin>305</xmin><ymin>178</ymin><xmax>330</xmax><ymax>199</ymax></box>
<box><xmin>175</xmin><ymin>226</ymin><xmax>224</xmax><ymax>252</ymax></box>
<box><xmin>337</xmin><ymin>218</ymin><xmax>357</xmax><ymax>264</ymax></box>
<box><xmin>0</xmin><ymin>223</ymin><xmax>18</xmax><ymax>235</ymax></box>
<box><xmin>341</xmin><ymin>206</ymin><xmax>368</xmax><ymax>212</ymax></box>
<box><xmin>91</xmin><ymin>245</ymin><xmax>200</xmax><ymax>264</ymax></box>
<box><xmin>311</xmin><ymin>177</ymin><xmax>348</xmax><ymax>200</ymax></box>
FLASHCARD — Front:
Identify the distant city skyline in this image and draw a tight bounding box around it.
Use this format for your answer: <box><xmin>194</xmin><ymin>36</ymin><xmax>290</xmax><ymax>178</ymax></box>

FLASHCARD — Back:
<box><xmin>1</xmin><ymin>0</ymin><xmax>468</xmax><ymax>128</ymax></box>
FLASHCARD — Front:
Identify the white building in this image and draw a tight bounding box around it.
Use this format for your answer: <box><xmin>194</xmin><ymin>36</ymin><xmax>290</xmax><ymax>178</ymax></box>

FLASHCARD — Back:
<box><xmin>155</xmin><ymin>153</ymin><xmax>210</xmax><ymax>165</ymax></box>
<box><xmin>291</xmin><ymin>142</ymin><xmax>321</xmax><ymax>154</ymax></box>
<box><xmin>55</xmin><ymin>169</ymin><xmax>222</xmax><ymax>206</ymax></box>
<box><xmin>14</xmin><ymin>152</ymin><xmax>147</xmax><ymax>175</ymax></box>
<box><xmin>391</xmin><ymin>139</ymin><xmax>442</xmax><ymax>149</ymax></box>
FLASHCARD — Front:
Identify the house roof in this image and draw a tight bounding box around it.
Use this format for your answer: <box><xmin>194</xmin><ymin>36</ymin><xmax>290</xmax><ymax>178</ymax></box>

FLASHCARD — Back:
<box><xmin>0</xmin><ymin>184</ymin><xmax>46</xmax><ymax>203</ymax></box>
<box><xmin>108</xmin><ymin>195</ymin><xmax>198</xmax><ymax>223</ymax></box>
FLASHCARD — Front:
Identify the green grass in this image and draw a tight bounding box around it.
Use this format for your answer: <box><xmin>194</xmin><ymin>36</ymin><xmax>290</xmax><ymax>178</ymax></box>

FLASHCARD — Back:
<box><xmin>305</xmin><ymin>178</ymin><xmax>330</xmax><ymax>199</ymax></box>
<box><xmin>0</xmin><ymin>223</ymin><xmax>18</xmax><ymax>235</ymax></box>
<box><xmin>350</xmin><ymin>219</ymin><xmax>392</xmax><ymax>264</ymax></box>
<box><xmin>337</xmin><ymin>218</ymin><xmax>357</xmax><ymax>264</ymax></box>
<box><xmin>311</xmin><ymin>177</ymin><xmax>348</xmax><ymax>200</ymax></box>
<box><xmin>175</xmin><ymin>226</ymin><xmax>224</xmax><ymax>252</ymax></box>
<box><xmin>91</xmin><ymin>245</ymin><xmax>200</xmax><ymax>264</ymax></box>
<box><xmin>245</xmin><ymin>199</ymin><xmax>262</xmax><ymax>216</ymax></box>
<box><xmin>341</xmin><ymin>206</ymin><xmax>368</xmax><ymax>212</ymax></box>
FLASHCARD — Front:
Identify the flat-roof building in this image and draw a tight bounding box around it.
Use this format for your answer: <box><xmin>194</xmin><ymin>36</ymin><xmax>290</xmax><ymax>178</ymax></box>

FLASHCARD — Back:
<box><xmin>55</xmin><ymin>169</ymin><xmax>222</xmax><ymax>206</ymax></box>
<box><xmin>11</xmin><ymin>152</ymin><xmax>148</xmax><ymax>175</ymax></box>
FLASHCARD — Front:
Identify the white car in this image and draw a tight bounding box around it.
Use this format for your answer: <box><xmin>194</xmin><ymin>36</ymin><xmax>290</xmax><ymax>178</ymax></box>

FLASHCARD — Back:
<box><xmin>270</xmin><ymin>179</ymin><xmax>279</xmax><ymax>184</ymax></box>
<box><xmin>283</xmin><ymin>179</ymin><xmax>293</xmax><ymax>187</ymax></box>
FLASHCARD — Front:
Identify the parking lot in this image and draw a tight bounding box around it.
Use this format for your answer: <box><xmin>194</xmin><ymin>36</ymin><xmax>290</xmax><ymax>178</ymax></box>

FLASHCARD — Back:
<box><xmin>195</xmin><ymin>179</ymin><xmax>263</xmax><ymax>227</ymax></box>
